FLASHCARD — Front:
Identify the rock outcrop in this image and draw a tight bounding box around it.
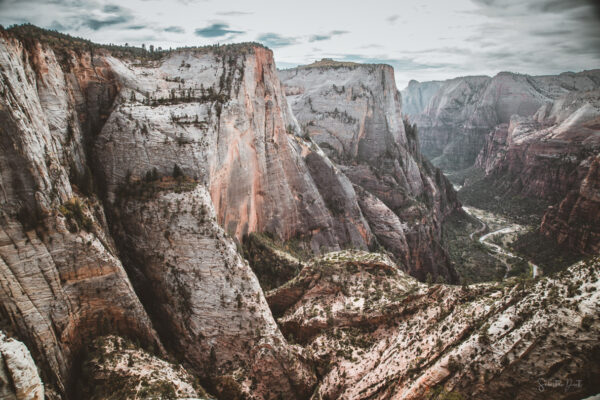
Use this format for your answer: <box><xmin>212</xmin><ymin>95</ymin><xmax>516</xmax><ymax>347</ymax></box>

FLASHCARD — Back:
<box><xmin>268</xmin><ymin>250</ymin><xmax>600</xmax><ymax>400</ymax></box>
<box><xmin>280</xmin><ymin>60</ymin><xmax>460</xmax><ymax>282</ymax></box>
<box><xmin>0</xmin><ymin>332</ymin><xmax>44</xmax><ymax>400</ymax></box>
<box><xmin>77</xmin><ymin>335</ymin><xmax>208</xmax><ymax>400</ymax></box>
<box><xmin>402</xmin><ymin>70</ymin><xmax>600</xmax><ymax>171</ymax></box>
<box><xmin>0</xmin><ymin>28</ymin><xmax>163</xmax><ymax>397</ymax></box>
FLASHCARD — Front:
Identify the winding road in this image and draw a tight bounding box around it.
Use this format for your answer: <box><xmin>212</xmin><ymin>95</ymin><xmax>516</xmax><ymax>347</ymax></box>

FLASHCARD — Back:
<box><xmin>462</xmin><ymin>206</ymin><xmax>540</xmax><ymax>278</ymax></box>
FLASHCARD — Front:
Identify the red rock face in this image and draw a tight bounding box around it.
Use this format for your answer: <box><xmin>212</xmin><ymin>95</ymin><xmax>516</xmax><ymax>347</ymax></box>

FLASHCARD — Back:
<box><xmin>541</xmin><ymin>154</ymin><xmax>600</xmax><ymax>254</ymax></box>
<box><xmin>474</xmin><ymin>89</ymin><xmax>600</xmax><ymax>253</ymax></box>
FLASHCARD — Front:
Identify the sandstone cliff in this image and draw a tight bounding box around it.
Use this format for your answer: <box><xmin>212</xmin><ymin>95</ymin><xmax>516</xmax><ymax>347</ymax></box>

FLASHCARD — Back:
<box><xmin>0</xmin><ymin>332</ymin><xmax>44</xmax><ymax>400</ymax></box>
<box><xmin>0</xmin><ymin>28</ymin><xmax>163</xmax><ymax>397</ymax></box>
<box><xmin>280</xmin><ymin>60</ymin><xmax>460</xmax><ymax>282</ymax></box>
<box><xmin>0</xmin><ymin>26</ymin><xmax>322</xmax><ymax>399</ymax></box>
<box><xmin>402</xmin><ymin>70</ymin><xmax>600</xmax><ymax>171</ymax></box>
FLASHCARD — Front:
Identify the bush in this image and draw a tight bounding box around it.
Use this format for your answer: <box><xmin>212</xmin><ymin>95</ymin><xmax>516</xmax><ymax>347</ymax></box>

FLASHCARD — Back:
<box><xmin>59</xmin><ymin>198</ymin><xmax>93</xmax><ymax>232</ymax></box>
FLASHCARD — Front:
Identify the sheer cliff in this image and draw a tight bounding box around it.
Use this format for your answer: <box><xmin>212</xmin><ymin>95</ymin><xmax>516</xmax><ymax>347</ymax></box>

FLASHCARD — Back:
<box><xmin>279</xmin><ymin>60</ymin><xmax>460</xmax><ymax>282</ymax></box>
<box><xmin>0</xmin><ymin>26</ymin><xmax>318</xmax><ymax>399</ymax></box>
<box><xmin>402</xmin><ymin>70</ymin><xmax>600</xmax><ymax>171</ymax></box>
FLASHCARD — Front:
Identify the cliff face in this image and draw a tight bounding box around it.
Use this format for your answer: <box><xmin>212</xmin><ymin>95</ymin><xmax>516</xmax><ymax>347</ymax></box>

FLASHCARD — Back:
<box><xmin>279</xmin><ymin>61</ymin><xmax>460</xmax><ymax>282</ymax></box>
<box><xmin>268</xmin><ymin>251</ymin><xmax>600</xmax><ymax>400</ymax></box>
<box><xmin>0</xmin><ymin>28</ymin><xmax>317</xmax><ymax>399</ymax></box>
<box><xmin>541</xmin><ymin>154</ymin><xmax>600</xmax><ymax>254</ymax></box>
<box><xmin>94</xmin><ymin>47</ymin><xmax>373</xmax><ymax>255</ymax></box>
<box><xmin>475</xmin><ymin>89</ymin><xmax>600</xmax><ymax>253</ymax></box>
<box><xmin>0</xmin><ymin>32</ymin><xmax>163</xmax><ymax>397</ymax></box>
<box><xmin>402</xmin><ymin>70</ymin><xmax>600</xmax><ymax>171</ymax></box>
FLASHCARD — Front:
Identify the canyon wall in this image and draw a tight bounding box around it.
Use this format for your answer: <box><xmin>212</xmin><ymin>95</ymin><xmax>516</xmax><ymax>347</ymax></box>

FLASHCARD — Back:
<box><xmin>475</xmin><ymin>89</ymin><xmax>600</xmax><ymax>253</ymax></box>
<box><xmin>0</xmin><ymin>31</ymin><xmax>163</xmax><ymax>397</ymax></box>
<box><xmin>402</xmin><ymin>70</ymin><xmax>600</xmax><ymax>171</ymax></box>
<box><xmin>0</xmin><ymin>27</ymin><xmax>318</xmax><ymax>399</ymax></box>
<box><xmin>280</xmin><ymin>60</ymin><xmax>460</xmax><ymax>282</ymax></box>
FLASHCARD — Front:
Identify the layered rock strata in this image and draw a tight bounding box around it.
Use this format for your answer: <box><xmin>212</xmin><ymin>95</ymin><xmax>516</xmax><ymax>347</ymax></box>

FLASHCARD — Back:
<box><xmin>280</xmin><ymin>60</ymin><xmax>459</xmax><ymax>282</ymax></box>
<box><xmin>268</xmin><ymin>250</ymin><xmax>600</xmax><ymax>400</ymax></box>
<box><xmin>402</xmin><ymin>70</ymin><xmax>600</xmax><ymax>171</ymax></box>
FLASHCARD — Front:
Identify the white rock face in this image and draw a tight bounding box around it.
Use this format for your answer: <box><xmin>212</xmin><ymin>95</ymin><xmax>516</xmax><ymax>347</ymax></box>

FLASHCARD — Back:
<box><xmin>0</xmin><ymin>332</ymin><xmax>44</xmax><ymax>400</ymax></box>
<box><xmin>95</xmin><ymin>47</ymin><xmax>373</xmax><ymax>254</ymax></box>
<box><xmin>112</xmin><ymin>184</ymin><xmax>316</xmax><ymax>398</ymax></box>
<box><xmin>279</xmin><ymin>60</ymin><xmax>460</xmax><ymax>282</ymax></box>
<box><xmin>0</xmin><ymin>32</ymin><xmax>162</xmax><ymax>397</ymax></box>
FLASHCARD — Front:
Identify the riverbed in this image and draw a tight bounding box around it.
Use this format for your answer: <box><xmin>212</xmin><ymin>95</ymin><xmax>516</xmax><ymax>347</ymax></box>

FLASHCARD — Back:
<box><xmin>462</xmin><ymin>206</ymin><xmax>541</xmax><ymax>278</ymax></box>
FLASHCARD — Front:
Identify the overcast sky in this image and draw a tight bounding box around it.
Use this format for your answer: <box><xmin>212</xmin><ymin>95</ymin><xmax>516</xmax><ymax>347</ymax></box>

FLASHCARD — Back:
<box><xmin>1</xmin><ymin>0</ymin><xmax>598</xmax><ymax>88</ymax></box>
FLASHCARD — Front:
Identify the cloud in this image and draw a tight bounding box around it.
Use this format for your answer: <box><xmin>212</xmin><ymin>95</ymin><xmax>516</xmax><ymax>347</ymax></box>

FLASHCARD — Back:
<box><xmin>308</xmin><ymin>30</ymin><xmax>349</xmax><ymax>42</ymax></box>
<box><xmin>194</xmin><ymin>23</ymin><xmax>243</xmax><ymax>38</ymax></box>
<box><xmin>257</xmin><ymin>32</ymin><xmax>299</xmax><ymax>48</ymax></box>
<box><xmin>79</xmin><ymin>3</ymin><xmax>134</xmax><ymax>30</ymax></box>
<box><xmin>83</xmin><ymin>15</ymin><xmax>131</xmax><ymax>30</ymax></box>
<box><xmin>164</xmin><ymin>25</ymin><xmax>185</xmax><ymax>33</ymax></box>
<box><xmin>338</xmin><ymin>54</ymin><xmax>453</xmax><ymax>71</ymax></box>
<box><xmin>216</xmin><ymin>11</ymin><xmax>252</xmax><ymax>16</ymax></box>
<box><xmin>387</xmin><ymin>14</ymin><xmax>400</xmax><ymax>23</ymax></box>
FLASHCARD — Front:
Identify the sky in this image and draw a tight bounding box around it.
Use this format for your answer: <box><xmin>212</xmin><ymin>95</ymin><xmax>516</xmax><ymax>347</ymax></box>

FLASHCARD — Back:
<box><xmin>0</xmin><ymin>0</ymin><xmax>599</xmax><ymax>88</ymax></box>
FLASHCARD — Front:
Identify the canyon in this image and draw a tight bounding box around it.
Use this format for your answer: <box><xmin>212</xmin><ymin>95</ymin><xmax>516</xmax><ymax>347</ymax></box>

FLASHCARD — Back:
<box><xmin>403</xmin><ymin>70</ymin><xmax>600</xmax><ymax>258</ymax></box>
<box><xmin>0</xmin><ymin>24</ymin><xmax>598</xmax><ymax>400</ymax></box>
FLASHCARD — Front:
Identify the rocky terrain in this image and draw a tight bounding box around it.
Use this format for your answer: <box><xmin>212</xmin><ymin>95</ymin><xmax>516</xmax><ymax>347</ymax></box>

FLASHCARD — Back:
<box><xmin>402</xmin><ymin>70</ymin><xmax>600</xmax><ymax>171</ymax></box>
<box><xmin>0</xmin><ymin>24</ymin><xmax>598</xmax><ymax>400</ymax></box>
<box><xmin>280</xmin><ymin>59</ymin><xmax>460</xmax><ymax>282</ymax></box>
<box><xmin>0</xmin><ymin>332</ymin><xmax>44</xmax><ymax>400</ymax></box>
<box><xmin>268</xmin><ymin>250</ymin><xmax>600</xmax><ymax>400</ymax></box>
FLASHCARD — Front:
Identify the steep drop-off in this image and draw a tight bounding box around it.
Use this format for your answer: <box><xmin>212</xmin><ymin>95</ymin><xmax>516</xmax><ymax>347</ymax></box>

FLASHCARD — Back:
<box><xmin>0</xmin><ymin>29</ymin><xmax>163</xmax><ymax>398</ymax></box>
<box><xmin>402</xmin><ymin>70</ymin><xmax>600</xmax><ymax>171</ymax></box>
<box><xmin>280</xmin><ymin>59</ymin><xmax>460</xmax><ymax>282</ymax></box>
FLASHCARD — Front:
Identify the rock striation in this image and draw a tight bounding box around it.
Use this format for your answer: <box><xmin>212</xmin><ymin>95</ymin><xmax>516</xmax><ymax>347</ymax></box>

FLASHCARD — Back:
<box><xmin>268</xmin><ymin>250</ymin><xmax>600</xmax><ymax>400</ymax></box>
<box><xmin>0</xmin><ymin>332</ymin><xmax>44</xmax><ymax>400</ymax></box>
<box><xmin>280</xmin><ymin>60</ymin><xmax>460</xmax><ymax>282</ymax></box>
<box><xmin>0</xmin><ymin>28</ymin><xmax>163</xmax><ymax>397</ymax></box>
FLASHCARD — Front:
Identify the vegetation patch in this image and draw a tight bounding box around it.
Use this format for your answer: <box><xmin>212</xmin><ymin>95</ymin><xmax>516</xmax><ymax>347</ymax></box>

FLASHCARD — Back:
<box><xmin>59</xmin><ymin>198</ymin><xmax>93</xmax><ymax>232</ymax></box>
<box><xmin>242</xmin><ymin>232</ymin><xmax>304</xmax><ymax>291</ymax></box>
<box><xmin>116</xmin><ymin>165</ymin><xmax>198</xmax><ymax>201</ymax></box>
<box><xmin>510</xmin><ymin>229</ymin><xmax>586</xmax><ymax>276</ymax></box>
<box><xmin>442</xmin><ymin>210</ymin><xmax>505</xmax><ymax>283</ymax></box>
<box><xmin>458</xmin><ymin>173</ymin><xmax>550</xmax><ymax>226</ymax></box>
